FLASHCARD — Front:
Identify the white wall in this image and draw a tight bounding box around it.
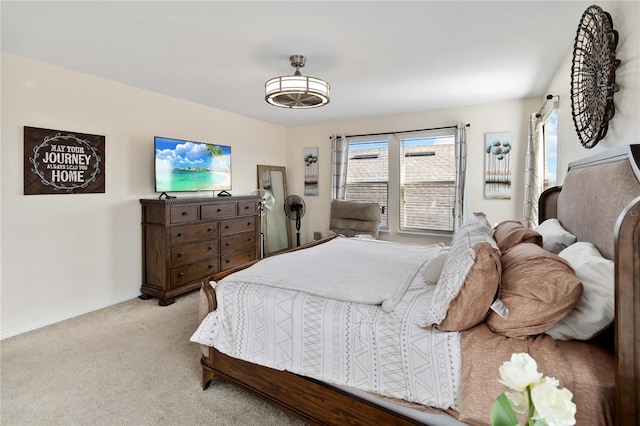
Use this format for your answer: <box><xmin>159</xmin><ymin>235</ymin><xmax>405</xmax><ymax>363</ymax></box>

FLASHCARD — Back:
<box><xmin>286</xmin><ymin>98</ymin><xmax>540</xmax><ymax>246</ymax></box>
<box><xmin>546</xmin><ymin>0</ymin><xmax>639</xmax><ymax>181</ymax></box>
<box><xmin>0</xmin><ymin>53</ymin><xmax>287</xmax><ymax>338</ymax></box>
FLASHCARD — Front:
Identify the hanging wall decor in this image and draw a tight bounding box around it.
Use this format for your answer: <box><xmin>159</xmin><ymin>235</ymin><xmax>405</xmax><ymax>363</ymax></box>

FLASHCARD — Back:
<box><xmin>24</xmin><ymin>126</ymin><xmax>105</xmax><ymax>195</ymax></box>
<box><xmin>570</xmin><ymin>5</ymin><xmax>620</xmax><ymax>149</ymax></box>
<box><xmin>484</xmin><ymin>132</ymin><xmax>512</xmax><ymax>199</ymax></box>
<box><xmin>303</xmin><ymin>147</ymin><xmax>319</xmax><ymax>196</ymax></box>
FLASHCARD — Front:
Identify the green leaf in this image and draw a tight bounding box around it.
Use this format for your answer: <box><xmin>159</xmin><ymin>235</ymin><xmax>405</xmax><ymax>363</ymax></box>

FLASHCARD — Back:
<box><xmin>491</xmin><ymin>393</ymin><xmax>520</xmax><ymax>426</ymax></box>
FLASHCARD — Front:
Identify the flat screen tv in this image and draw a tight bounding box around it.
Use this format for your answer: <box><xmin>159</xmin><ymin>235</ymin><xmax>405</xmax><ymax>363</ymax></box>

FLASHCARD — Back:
<box><xmin>154</xmin><ymin>136</ymin><xmax>231</xmax><ymax>193</ymax></box>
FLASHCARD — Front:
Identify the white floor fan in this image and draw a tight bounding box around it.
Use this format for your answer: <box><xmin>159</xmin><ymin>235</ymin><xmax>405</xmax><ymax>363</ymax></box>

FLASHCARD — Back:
<box><xmin>252</xmin><ymin>189</ymin><xmax>275</xmax><ymax>258</ymax></box>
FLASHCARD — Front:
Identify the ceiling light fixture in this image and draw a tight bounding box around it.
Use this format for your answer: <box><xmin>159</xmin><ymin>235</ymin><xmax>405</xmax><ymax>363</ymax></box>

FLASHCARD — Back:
<box><xmin>265</xmin><ymin>55</ymin><xmax>330</xmax><ymax>109</ymax></box>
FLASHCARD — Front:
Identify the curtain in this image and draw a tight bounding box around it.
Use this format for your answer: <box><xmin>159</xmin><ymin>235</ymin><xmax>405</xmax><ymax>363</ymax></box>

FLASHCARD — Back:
<box><xmin>453</xmin><ymin>123</ymin><xmax>467</xmax><ymax>232</ymax></box>
<box><xmin>523</xmin><ymin>113</ymin><xmax>544</xmax><ymax>228</ymax></box>
<box><xmin>330</xmin><ymin>135</ymin><xmax>349</xmax><ymax>200</ymax></box>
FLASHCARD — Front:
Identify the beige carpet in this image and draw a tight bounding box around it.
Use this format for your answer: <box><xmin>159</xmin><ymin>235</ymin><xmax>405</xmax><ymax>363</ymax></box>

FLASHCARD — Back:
<box><xmin>0</xmin><ymin>291</ymin><xmax>305</xmax><ymax>425</ymax></box>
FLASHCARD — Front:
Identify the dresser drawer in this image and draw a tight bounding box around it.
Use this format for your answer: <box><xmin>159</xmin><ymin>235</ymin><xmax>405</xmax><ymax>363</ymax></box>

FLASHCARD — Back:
<box><xmin>221</xmin><ymin>216</ymin><xmax>257</xmax><ymax>236</ymax></box>
<box><xmin>171</xmin><ymin>258</ymin><xmax>219</xmax><ymax>288</ymax></box>
<box><xmin>201</xmin><ymin>202</ymin><xmax>236</xmax><ymax>220</ymax></box>
<box><xmin>170</xmin><ymin>240</ymin><xmax>219</xmax><ymax>267</ymax></box>
<box><xmin>221</xmin><ymin>248</ymin><xmax>257</xmax><ymax>271</ymax></box>
<box><xmin>171</xmin><ymin>221</ymin><xmax>218</xmax><ymax>245</ymax></box>
<box><xmin>238</xmin><ymin>200</ymin><xmax>257</xmax><ymax>216</ymax></box>
<box><xmin>221</xmin><ymin>233</ymin><xmax>256</xmax><ymax>255</ymax></box>
<box><xmin>170</xmin><ymin>205</ymin><xmax>199</xmax><ymax>224</ymax></box>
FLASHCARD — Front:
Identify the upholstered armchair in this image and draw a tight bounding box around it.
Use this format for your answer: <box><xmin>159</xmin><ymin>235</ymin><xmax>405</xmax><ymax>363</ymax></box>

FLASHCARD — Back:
<box><xmin>313</xmin><ymin>199</ymin><xmax>381</xmax><ymax>240</ymax></box>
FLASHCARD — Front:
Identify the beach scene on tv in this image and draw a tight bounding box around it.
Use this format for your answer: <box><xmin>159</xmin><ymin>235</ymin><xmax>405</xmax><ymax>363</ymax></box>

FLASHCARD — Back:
<box><xmin>155</xmin><ymin>137</ymin><xmax>231</xmax><ymax>192</ymax></box>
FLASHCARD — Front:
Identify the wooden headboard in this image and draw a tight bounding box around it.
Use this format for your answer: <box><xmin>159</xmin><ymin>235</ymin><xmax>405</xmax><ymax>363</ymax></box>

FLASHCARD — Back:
<box><xmin>539</xmin><ymin>144</ymin><xmax>640</xmax><ymax>425</ymax></box>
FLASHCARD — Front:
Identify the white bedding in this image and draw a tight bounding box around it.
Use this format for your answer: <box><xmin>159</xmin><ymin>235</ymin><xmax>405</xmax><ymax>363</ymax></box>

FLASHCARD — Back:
<box><xmin>191</xmin><ymin>252</ymin><xmax>462</xmax><ymax>411</ymax></box>
<box><xmin>215</xmin><ymin>237</ymin><xmax>442</xmax><ymax>312</ymax></box>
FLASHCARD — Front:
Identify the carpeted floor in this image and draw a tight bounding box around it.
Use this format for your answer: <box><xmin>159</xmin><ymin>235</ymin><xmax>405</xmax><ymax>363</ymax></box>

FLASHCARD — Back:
<box><xmin>0</xmin><ymin>291</ymin><xmax>305</xmax><ymax>425</ymax></box>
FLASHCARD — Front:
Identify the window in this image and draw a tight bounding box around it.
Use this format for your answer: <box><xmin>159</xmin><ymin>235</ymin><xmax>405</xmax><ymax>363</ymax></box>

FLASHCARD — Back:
<box><xmin>400</xmin><ymin>132</ymin><xmax>455</xmax><ymax>233</ymax></box>
<box><xmin>523</xmin><ymin>100</ymin><xmax>559</xmax><ymax>228</ymax></box>
<box><xmin>345</xmin><ymin>139</ymin><xmax>388</xmax><ymax>229</ymax></box>
<box><xmin>542</xmin><ymin>109</ymin><xmax>558</xmax><ymax>190</ymax></box>
<box><xmin>343</xmin><ymin>128</ymin><xmax>459</xmax><ymax>235</ymax></box>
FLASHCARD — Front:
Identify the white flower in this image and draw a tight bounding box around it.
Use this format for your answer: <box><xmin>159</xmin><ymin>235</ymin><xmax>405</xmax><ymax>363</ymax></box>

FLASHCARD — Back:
<box><xmin>499</xmin><ymin>353</ymin><xmax>543</xmax><ymax>392</ymax></box>
<box><xmin>531</xmin><ymin>377</ymin><xmax>577</xmax><ymax>426</ymax></box>
<box><xmin>505</xmin><ymin>391</ymin><xmax>529</xmax><ymax>414</ymax></box>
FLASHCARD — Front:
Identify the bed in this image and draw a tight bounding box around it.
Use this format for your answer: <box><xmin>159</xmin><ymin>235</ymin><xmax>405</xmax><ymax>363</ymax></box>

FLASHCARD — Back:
<box><xmin>191</xmin><ymin>144</ymin><xmax>639</xmax><ymax>425</ymax></box>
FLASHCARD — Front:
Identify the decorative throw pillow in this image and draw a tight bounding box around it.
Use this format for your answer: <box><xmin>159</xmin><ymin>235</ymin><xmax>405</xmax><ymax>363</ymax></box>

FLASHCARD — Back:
<box><xmin>461</xmin><ymin>211</ymin><xmax>491</xmax><ymax>228</ymax></box>
<box><xmin>493</xmin><ymin>220</ymin><xmax>542</xmax><ymax>252</ymax></box>
<box><xmin>535</xmin><ymin>218</ymin><xmax>577</xmax><ymax>254</ymax></box>
<box><xmin>485</xmin><ymin>243</ymin><xmax>583</xmax><ymax>339</ymax></box>
<box><xmin>546</xmin><ymin>242</ymin><xmax>614</xmax><ymax>340</ymax></box>
<box><xmin>422</xmin><ymin>215</ymin><xmax>501</xmax><ymax>331</ymax></box>
<box><xmin>423</xmin><ymin>246</ymin><xmax>451</xmax><ymax>285</ymax></box>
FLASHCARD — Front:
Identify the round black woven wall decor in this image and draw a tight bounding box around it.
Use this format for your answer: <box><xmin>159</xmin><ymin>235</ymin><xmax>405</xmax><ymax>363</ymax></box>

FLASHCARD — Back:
<box><xmin>570</xmin><ymin>5</ymin><xmax>621</xmax><ymax>149</ymax></box>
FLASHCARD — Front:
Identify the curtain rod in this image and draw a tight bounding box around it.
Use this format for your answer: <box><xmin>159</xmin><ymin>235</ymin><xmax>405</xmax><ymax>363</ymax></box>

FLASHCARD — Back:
<box><xmin>535</xmin><ymin>94</ymin><xmax>559</xmax><ymax>118</ymax></box>
<box><xmin>330</xmin><ymin>123</ymin><xmax>470</xmax><ymax>140</ymax></box>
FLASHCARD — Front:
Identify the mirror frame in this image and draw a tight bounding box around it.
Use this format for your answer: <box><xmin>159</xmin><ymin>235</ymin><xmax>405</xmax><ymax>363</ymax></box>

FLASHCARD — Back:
<box><xmin>257</xmin><ymin>165</ymin><xmax>291</xmax><ymax>256</ymax></box>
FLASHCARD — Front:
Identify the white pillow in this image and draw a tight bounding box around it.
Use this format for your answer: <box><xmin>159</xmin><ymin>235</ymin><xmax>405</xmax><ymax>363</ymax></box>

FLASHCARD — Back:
<box><xmin>353</xmin><ymin>234</ymin><xmax>376</xmax><ymax>240</ymax></box>
<box><xmin>535</xmin><ymin>218</ymin><xmax>577</xmax><ymax>254</ymax></box>
<box><xmin>423</xmin><ymin>246</ymin><xmax>450</xmax><ymax>285</ymax></box>
<box><xmin>546</xmin><ymin>242</ymin><xmax>614</xmax><ymax>340</ymax></box>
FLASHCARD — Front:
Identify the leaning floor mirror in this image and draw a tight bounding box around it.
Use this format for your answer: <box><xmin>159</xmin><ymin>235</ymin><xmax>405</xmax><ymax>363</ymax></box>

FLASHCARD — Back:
<box><xmin>257</xmin><ymin>165</ymin><xmax>291</xmax><ymax>256</ymax></box>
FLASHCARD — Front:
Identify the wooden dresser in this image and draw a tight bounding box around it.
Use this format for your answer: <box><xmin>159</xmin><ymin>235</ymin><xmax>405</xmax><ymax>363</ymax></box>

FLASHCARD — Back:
<box><xmin>140</xmin><ymin>196</ymin><xmax>259</xmax><ymax>305</ymax></box>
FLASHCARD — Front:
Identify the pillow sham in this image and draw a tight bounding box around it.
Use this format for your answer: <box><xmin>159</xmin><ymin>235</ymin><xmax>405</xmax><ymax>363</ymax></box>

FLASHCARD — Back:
<box><xmin>485</xmin><ymin>243</ymin><xmax>582</xmax><ymax>339</ymax></box>
<box><xmin>546</xmin><ymin>242</ymin><xmax>614</xmax><ymax>340</ymax></box>
<box><xmin>422</xmin><ymin>215</ymin><xmax>501</xmax><ymax>331</ymax></box>
<box><xmin>493</xmin><ymin>220</ymin><xmax>542</xmax><ymax>252</ymax></box>
<box><xmin>535</xmin><ymin>218</ymin><xmax>577</xmax><ymax>254</ymax></box>
<box><xmin>423</xmin><ymin>246</ymin><xmax>451</xmax><ymax>285</ymax></box>
<box><xmin>434</xmin><ymin>242</ymin><xmax>501</xmax><ymax>331</ymax></box>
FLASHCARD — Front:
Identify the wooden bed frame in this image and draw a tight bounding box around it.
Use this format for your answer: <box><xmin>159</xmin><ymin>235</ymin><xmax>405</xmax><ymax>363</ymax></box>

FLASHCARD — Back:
<box><xmin>199</xmin><ymin>145</ymin><xmax>640</xmax><ymax>425</ymax></box>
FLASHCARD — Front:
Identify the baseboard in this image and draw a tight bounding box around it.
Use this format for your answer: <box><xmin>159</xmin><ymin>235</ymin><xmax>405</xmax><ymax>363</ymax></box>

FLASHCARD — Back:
<box><xmin>0</xmin><ymin>291</ymin><xmax>141</xmax><ymax>340</ymax></box>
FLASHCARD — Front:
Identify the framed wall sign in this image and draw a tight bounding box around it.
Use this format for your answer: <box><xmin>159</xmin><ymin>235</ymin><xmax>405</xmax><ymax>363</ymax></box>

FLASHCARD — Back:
<box><xmin>24</xmin><ymin>126</ymin><xmax>105</xmax><ymax>195</ymax></box>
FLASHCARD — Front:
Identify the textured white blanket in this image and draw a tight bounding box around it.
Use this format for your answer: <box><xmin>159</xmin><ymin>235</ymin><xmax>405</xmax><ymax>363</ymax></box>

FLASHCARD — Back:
<box><xmin>220</xmin><ymin>237</ymin><xmax>441</xmax><ymax>312</ymax></box>
<box><xmin>191</xmin><ymin>269</ymin><xmax>462</xmax><ymax>410</ymax></box>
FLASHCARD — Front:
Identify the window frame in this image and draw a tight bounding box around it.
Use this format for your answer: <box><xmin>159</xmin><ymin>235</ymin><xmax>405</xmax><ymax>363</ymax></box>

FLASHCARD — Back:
<box><xmin>343</xmin><ymin>128</ymin><xmax>459</xmax><ymax>237</ymax></box>
<box><xmin>344</xmin><ymin>137</ymin><xmax>390</xmax><ymax>230</ymax></box>
<box><xmin>398</xmin><ymin>129</ymin><xmax>457</xmax><ymax>235</ymax></box>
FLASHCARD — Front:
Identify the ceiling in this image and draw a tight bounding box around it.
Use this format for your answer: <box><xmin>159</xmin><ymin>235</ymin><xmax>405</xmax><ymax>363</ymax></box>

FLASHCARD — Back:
<box><xmin>1</xmin><ymin>1</ymin><xmax>591</xmax><ymax>127</ymax></box>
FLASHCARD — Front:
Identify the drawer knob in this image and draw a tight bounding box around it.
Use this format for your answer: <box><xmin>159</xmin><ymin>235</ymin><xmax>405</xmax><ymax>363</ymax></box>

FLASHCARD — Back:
<box><xmin>217</xmin><ymin>208</ymin><xmax>222</xmax><ymax>212</ymax></box>
<box><xmin>178</xmin><ymin>252</ymin><xmax>185</xmax><ymax>257</ymax></box>
<box><xmin>208</xmin><ymin>227</ymin><xmax>214</xmax><ymax>232</ymax></box>
<box><xmin>247</xmin><ymin>222</ymin><xmax>251</xmax><ymax>226</ymax></box>
<box><xmin>225</xmin><ymin>259</ymin><xmax>231</xmax><ymax>263</ymax></box>
<box><xmin>247</xmin><ymin>238</ymin><xmax>252</xmax><ymax>242</ymax></box>
<box><xmin>181</xmin><ymin>211</ymin><xmax>188</xmax><ymax>216</ymax></box>
<box><xmin>208</xmin><ymin>246</ymin><xmax>214</xmax><ymax>251</ymax></box>
<box><xmin>178</xmin><ymin>272</ymin><xmax>185</xmax><ymax>278</ymax></box>
<box><xmin>244</xmin><ymin>205</ymin><xmax>249</xmax><ymax>210</ymax></box>
<box><xmin>177</xmin><ymin>232</ymin><xmax>184</xmax><ymax>237</ymax></box>
<box><xmin>225</xmin><ymin>242</ymin><xmax>231</xmax><ymax>247</ymax></box>
<box><xmin>225</xmin><ymin>225</ymin><xmax>230</xmax><ymax>229</ymax></box>
<box><xmin>209</xmin><ymin>264</ymin><xmax>214</xmax><ymax>268</ymax></box>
